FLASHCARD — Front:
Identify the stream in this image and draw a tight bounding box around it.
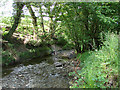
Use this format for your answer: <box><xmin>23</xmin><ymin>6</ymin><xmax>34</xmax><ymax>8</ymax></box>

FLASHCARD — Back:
<box><xmin>2</xmin><ymin>45</ymin><xmax>76</xmax><ymax>88</ymax></box>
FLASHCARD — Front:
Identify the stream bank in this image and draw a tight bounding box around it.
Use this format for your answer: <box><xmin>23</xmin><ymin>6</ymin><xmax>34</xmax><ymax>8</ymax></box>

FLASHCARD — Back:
<box><xmin>2</xmin><ymin>38</ymin><xmax>52</xmax><ymax>66</ymax></box>
<box><xmin>2</xmin><ymin>32</ymin><xmax>78</xmax><ymax>88</ymax></box>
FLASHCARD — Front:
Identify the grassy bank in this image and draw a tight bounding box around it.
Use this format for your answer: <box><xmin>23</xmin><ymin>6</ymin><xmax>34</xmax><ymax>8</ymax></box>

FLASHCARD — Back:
<box><xmin>69</xmin><ymin>32</ymin><xmax>118</xmax><ymax>88</ymax></box>
<box><xmin>2</xmin><ymin>42</ymin><xmax>51</xmax><ymax>66</ymax></box>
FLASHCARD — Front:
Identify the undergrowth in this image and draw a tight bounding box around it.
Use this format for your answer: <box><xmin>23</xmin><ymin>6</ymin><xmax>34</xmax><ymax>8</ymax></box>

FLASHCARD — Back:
<box><xmin>69</xmin><ymin>32</ymin><xmax>118</xmax><ymax>88</ymax></box>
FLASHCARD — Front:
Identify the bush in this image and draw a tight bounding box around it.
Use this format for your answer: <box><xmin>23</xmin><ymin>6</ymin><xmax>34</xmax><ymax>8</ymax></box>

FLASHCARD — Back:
<box><xmin>69</xmin><ymin>32</ymin><xmax>118</xmax><ymax>88</ymax></box>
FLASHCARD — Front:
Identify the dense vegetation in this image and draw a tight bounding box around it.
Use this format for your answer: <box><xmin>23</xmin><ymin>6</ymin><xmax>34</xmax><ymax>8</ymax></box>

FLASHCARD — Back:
<box><xmin>1</xmin><ymin>2</ymin><xmax>119</xmax><ymax>88</ymax></box>
<box><xmin>69</xmin><ymin>32</ymin><xmax>119</xmax><ymax>88</ymax></box>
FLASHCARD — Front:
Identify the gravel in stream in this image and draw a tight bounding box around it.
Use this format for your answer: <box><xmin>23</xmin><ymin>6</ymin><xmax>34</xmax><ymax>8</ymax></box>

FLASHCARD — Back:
<box><xmin>2</xmin><ymin>60</ymin><xmax>73</xmax><ymax>88</ymax></box>
<box><xmin>2</xmin><ymin>48</ymin><xmax>75</xmax><ymax>88</ymax></box>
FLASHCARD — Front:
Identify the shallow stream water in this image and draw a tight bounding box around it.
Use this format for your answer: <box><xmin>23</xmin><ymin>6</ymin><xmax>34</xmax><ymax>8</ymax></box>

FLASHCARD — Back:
<box><xmin>2</xmin><ymin>45</ymin><xmax>75</xmax><ymax>88</ymax></box>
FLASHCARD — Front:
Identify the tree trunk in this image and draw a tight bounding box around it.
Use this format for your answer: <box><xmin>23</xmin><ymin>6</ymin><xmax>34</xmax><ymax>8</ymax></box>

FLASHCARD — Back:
<box><xmin>26</xmin><ymin>4</ymin><xmax>38</xmax><ymax>40</ymax></box>
<box><xmin>51</xmin><ymin>2</ymin><xmax>58</xmax><ymax>38</ymax></box>
<box><xmin>6</xmin><ymin>2</ymin><xmax>24</xmax><ymax>39</ymax></box>
<box><xmin>39</xmin><ymin>4</ymin><xmax>45</xmax><ymax>34</ymax></box>
<box><xmin>50</xmin><ymin>17</ymin><xmax>55</xmax><ymax>38</ymax></box>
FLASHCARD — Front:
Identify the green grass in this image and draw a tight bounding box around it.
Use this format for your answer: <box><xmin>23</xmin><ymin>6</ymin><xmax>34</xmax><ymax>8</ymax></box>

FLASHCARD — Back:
<box><xmin>69</xmin><ymin>32</ymin><xmax>118</xmax><ymax>88</ymax></box>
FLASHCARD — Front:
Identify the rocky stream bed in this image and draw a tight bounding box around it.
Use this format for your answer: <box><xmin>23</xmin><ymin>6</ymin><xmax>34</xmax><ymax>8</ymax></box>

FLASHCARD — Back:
<box><xmin>2</xmin><ymin>45</ymin><xmax>77</xmax><ymax>88</ymax></box>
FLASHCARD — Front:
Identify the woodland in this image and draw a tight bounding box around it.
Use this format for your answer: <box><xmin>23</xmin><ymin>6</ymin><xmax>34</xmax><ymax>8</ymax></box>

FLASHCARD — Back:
<box><xmin>1</xmin><ymin>2</ymin><xmax>120</xmax><ymax>88</ymax></box>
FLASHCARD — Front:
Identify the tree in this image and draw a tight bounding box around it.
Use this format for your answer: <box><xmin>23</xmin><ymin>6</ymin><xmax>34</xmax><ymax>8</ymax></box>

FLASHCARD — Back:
<box><xmin>39</xmin><ymin>3</ymin><xmax>45</xmax><ymax>34</ymax></box>
<box><xmin>44</xmin><ymin>2</ymin><xmax>61</xmax><ymax>38</ymax></box>
<box><xmin>59</xmin><ymin>2</ymin><xmax>119</xmax><ymax>53</ymax></box>
<box><xmin>25</xmin><ymin>2</ymin><xmax>38</xmax><ymax>40</ymax></box>
<box><xmin>6</xmin><ymin>2</ymin><xmax>24</xmax><ymax>39</ymax></box>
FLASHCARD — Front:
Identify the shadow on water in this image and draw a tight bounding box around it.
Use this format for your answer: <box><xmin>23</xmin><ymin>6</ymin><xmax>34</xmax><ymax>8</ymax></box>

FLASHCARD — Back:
<box><xmin>2</xmin><ymin>45</ymin><xmax>75</xmax><ymax>88</ymax></box>
<box><xmin>2</xmin><ymin>55</ymin><xmax>54</xmax><ymax>77</ymax></box>
<box><xmin>22</xmin><ymin>56</ymin><xmax>54</xmax><ymax>66</ymax></box>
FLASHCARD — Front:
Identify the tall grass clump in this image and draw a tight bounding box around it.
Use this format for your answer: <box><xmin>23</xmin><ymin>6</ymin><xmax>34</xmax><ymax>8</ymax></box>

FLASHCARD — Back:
<box><xmin>69</xmin><ymin>32</ymin><xmax>118</xmax><ymax>88</ymax></box>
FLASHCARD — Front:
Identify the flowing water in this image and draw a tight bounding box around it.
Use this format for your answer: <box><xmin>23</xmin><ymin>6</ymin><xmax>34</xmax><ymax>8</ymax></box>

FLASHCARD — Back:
<box><xmin>2</xmin><ymin>45</ymin><xmax>75</xmax><ymax>88</ymax></box>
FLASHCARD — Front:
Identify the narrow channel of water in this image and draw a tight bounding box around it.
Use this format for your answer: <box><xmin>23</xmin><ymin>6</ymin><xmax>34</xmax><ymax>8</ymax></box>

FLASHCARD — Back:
<box><xmin>2</xmin><ymin>45</ymin><xmax>75</xmax><ymax>88</ymax></box>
